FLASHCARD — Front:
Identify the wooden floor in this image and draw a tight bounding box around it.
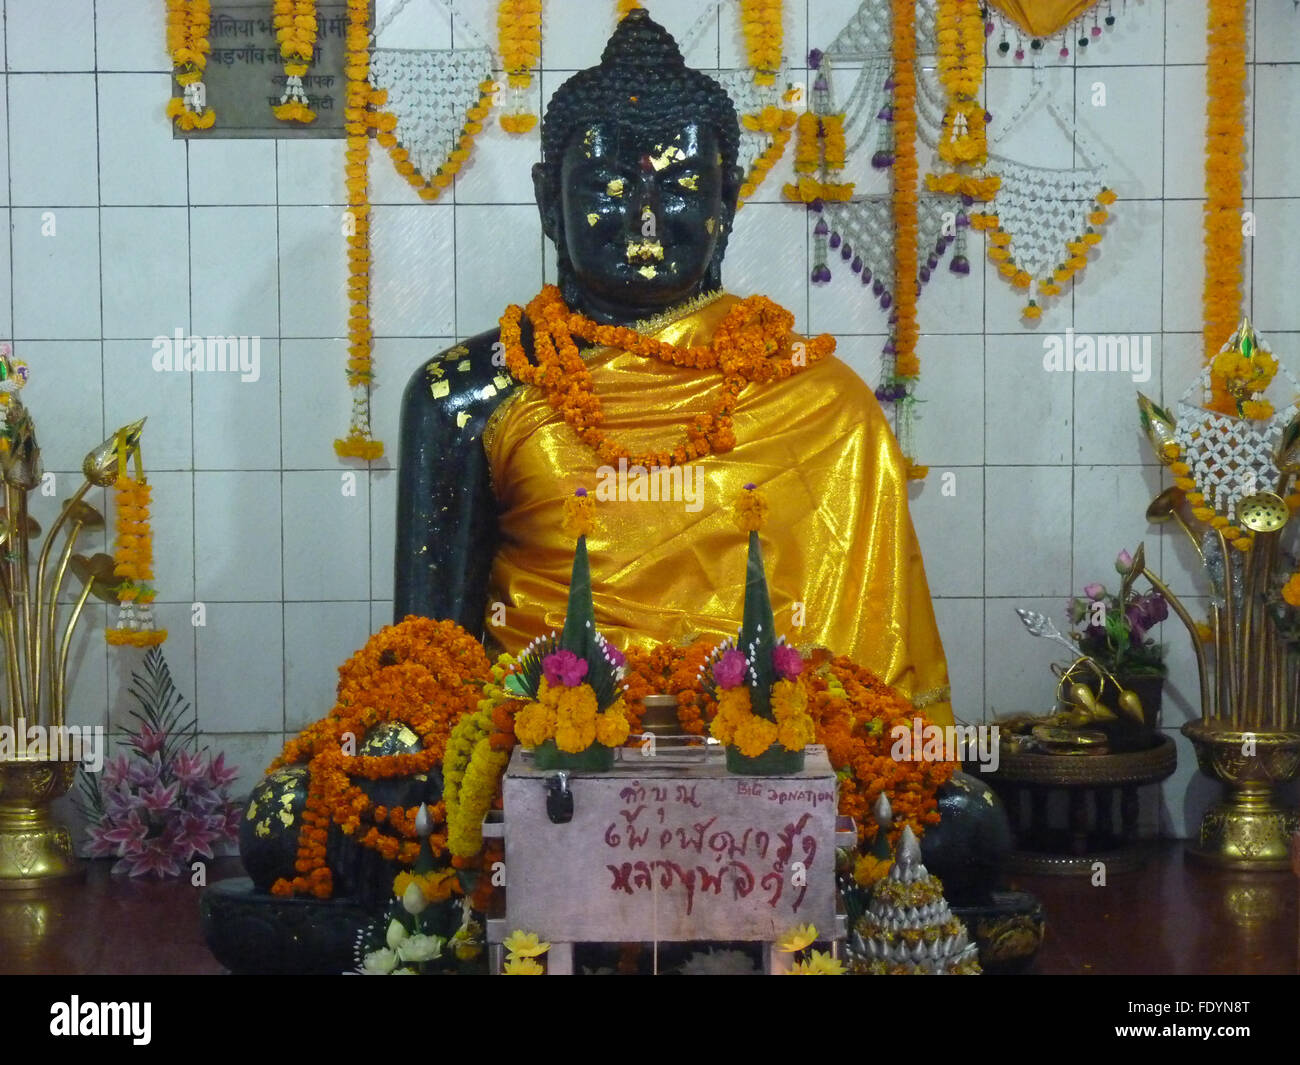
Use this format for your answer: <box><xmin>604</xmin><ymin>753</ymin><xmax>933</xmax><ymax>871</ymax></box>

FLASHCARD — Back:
<box><xmin>1</xmin><ymin>842</ymin><xmax>1296</xmax><ymax>975</ymax></box>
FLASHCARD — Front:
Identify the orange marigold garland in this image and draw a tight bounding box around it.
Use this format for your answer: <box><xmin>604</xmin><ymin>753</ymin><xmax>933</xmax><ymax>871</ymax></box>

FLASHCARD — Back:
<box><xmin>739</xmin><ymin>0</ymin><xmax>784</xmax><ymax>87</ymax></box>
<box><xmin>105</xmin><ymin>437</ymin><xmax>166</xmax><ymax>648</ymax></box>
<box><xmin>1203</xmin><ymin>0</ymin><xmax>1249</xmax><ymax>400</ymax></box>
<box><xmin>924</xmin><ymin>0</ymin><xmax>999</xmax><ymax>203</ymax></box>
<box><xmin>334</xmin><ymin>0</ymin><xmax>384</xmax><ymax>462</ymax></box>
<box><xmin>270</xmin><ymin>618</ymin><xmax>492</xmax><ymax>899</ymax></box>
<box><xmin>165</xmin><ymin>0</ymin><xmax>215</xmax><ymax>130</ymax></box>
<box><xmin>880</xmin><ymin>0</ymin><xmax>925</xmax><ymax>481</ymax></box>
<box><xmin>499</xmin><ymin>284</ymin><xmax>834</xmax><ymax>469</ymax></box>
<box><xmin>498</xmin><ymin>0</ymin><xmax>542</xmax><ymax>133</ymax></box>
<box><xmin>272</xmin><ymin>0</ymin><xmax>318</xmax><ymax>123</ymax></box>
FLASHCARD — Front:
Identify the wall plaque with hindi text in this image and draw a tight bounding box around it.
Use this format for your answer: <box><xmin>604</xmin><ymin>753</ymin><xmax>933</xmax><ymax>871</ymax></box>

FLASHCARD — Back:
<box><xmin>175</xmin><ymin>1</ymin><xmax>354</xmax><ymax>138</ymax></box>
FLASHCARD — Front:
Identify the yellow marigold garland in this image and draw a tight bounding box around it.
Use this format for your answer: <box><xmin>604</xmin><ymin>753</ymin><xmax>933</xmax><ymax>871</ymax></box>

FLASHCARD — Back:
<box><xmin>444</xmin><ymin>706</ymin><xmax>510</xmax><ymax>859</ymax></box>
<box><xmin>1203</xmin><ymin>0</ymin><xmax>1248</xmax><ymax>391</ymax></box>
<box><xmin>498</xmin><ymin>0</ymin><xmax>542</xmax><ymax>133</ymax></box>
<box><xmin>972</xmin><ymin>186</ymin><xmax>1116</xmax><ymax>320</ymax></box>
<box><xmin>739</xmin><ymin>0</ymin><xmax>783</xmax><ymax>86</ymax></box>
<box><xmin>334</xmin><ymin>0</ymin><xmax>384</xmax><ymax>461</ymax></box>
<box><xmin>738</xmin><ymin>99</ymin><xmax>798</xmax><ymax>206</ymax></box>
<box><xmin>1164</xmin><ymin>440</ymin><xmax>1255</xmax><ymax>551</ymax></box>
<box><xmin>885</xmin><ymin>0</ymin><xmax>923</xmax><ymax>480</ymax></box>
<box><xmin>165</xmin><ymin>0</ymin><xmax>215</xmax><ymax>130</ymax></box>
<box><xmin>105</xmin><ymin>473</ymin><xmax>167</xmax><ymax>648</ymax></box>
<box><xmin>272</xmin><ymin>0</ymin><xmax>318</xmax><ymax>123</ymax></box>
<box><xmin>923</xmin><ymin>0</ymin><xmax>998</xmax><ymax>202</ymax></box>
<box><xmin>782</xmin><ymin>111</ymin><xmax>854</xmax><ymax>204</ymax></box>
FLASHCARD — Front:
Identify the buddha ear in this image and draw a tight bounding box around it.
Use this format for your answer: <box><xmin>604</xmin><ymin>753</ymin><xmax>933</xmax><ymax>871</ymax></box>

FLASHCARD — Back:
<box><xmin>719</xmin><ymin>162</ymin><xmax>744</xmax><ymax>230</ymax></box>
<box><xmin>532</xmin><ymin>162</ymin><xmax>560</xmax><ymax>244</ymax></box>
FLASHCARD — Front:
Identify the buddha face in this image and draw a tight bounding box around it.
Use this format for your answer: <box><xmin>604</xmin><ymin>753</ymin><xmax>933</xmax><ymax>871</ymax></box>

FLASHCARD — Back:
<box><xmin>536</xmin><ymin>121</ymin><xmax>740</xmax><ymax>318</ymax></box>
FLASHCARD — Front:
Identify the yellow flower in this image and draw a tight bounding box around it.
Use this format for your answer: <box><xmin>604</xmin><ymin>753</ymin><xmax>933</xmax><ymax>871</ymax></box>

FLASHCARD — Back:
<box><xmin>561</xmin><ymin>490</ymin><xmax>596</xmax><ymax>538</ymax></box>
<box><xmin>1283</xmin><ymin>573</ymin><xmax>1300</xmax><ymax>608</ymax></box>
<box><xmin>734</xmin><ymin>715</ymin><xmax>779</xmax><ymax>758</ymax></box>
<box><xmin>854</xmin><ymin>854</ymin><xmax>892</xmax><ymax>886</ymax></box>
<box><xmin>790</xmin><ymin>949</ymin><xmax>845</xmax><ymax>975</ymax></box>
<box><xmin>770</xmin><ymin>679</ymin><xmax>807</xmax><ymax>721</ymax></box>
<box><xmin>503</xmin><ymin>955</ymin><xmax>544</xmax><ymax>974</ymax></box>
<box><xmin>776</xmin><ymin>714</ymin><xmax>815</xmax><ymax>752</ymax></box>
<box><xmin>503</xmin><ymin>930</ymin><xmax>550</xmax><ymax>958</ymax></box>
<box><xmin>776</xmin><ymin>923</ymin><xmax>818</xmax><ymax>953</ymax></box>
<box><xmin>595</xmin><ymin>708</ymin><xmax>631</xmax><ymax>747</ymax></box>
<box><xmin>734</xmin><ymin>484</ymin><xmax>768</xmax><ymax>532</ymax></box>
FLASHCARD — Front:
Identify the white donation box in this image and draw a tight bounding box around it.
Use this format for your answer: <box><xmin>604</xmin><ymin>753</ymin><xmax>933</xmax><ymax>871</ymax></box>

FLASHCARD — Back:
<box><xmin>499</xmin><ymin>745</ymin><xmax>841</xmax><ymax>944</ymax></box>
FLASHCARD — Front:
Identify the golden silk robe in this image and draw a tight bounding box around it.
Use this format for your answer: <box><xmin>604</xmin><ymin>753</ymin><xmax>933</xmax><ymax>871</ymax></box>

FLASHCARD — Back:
<box><xmin>483</xmin><ymin>294</ymin><xmax>953</xmax><ymax>725</ymax></box>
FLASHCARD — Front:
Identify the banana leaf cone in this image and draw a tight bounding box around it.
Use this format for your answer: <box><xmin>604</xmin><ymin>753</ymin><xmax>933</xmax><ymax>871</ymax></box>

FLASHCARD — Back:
<box><xmin>737</xmin><ymin>508</ymin><xmax>777</xmax><ymax>718</ymax></box>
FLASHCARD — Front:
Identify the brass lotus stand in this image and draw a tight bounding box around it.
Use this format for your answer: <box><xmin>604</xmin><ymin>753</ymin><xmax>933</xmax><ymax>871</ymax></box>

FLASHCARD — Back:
<box><xmin>0</xmin><ymin>365</ymin><xmax>145</xmax><ymax>888</ymax></box>
<box><xmin>1137</xmin><ymin>320</ymin><xmax>1300</xmax><ymax>869</ymax></box>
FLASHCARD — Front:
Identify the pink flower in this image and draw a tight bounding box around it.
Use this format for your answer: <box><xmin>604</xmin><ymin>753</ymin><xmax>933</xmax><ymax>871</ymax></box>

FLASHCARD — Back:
<box><xmin>772</xmin><ymin>644</ymin><xmax>804</xmax><ymax>681</ymax></box>
<box><xmin>1083</xmin><ymin>582</ymin><xmax>1107</xmax><ymax>600</ymax></box>
<box><xmin>140</xmin><ymin>780</ymin><xmax>179</xmax><ymax>813</ymax></box>
<box><xmin>542</xmin><ymin>649</ymin><xmax>589</xmax><ymax>687</ymax></box>
<box><xmin>136</xmin><ymin>724</ymin><xmax>166</xmax><ymax>757</ymax></box>
<box><xmin>171</xmin><ymin>749</ymin><xmax>206</xmax><ymax>785</ymax></box>
<box><xmin>205</xmin><ymin>752</ymin><xmax>238</xmax><ymax>790</ymax></box>
<box><xmin>1115</xmin><ymin>549</ymin><xmax>1134</xmax><ymax>575</ymax></box>
<box><xmin>604</xmin><ymin>643</ymin><xmax>626</xmax><ymax>670</ymax></box>
<box><xmin>713</xmin><ymin>649</ymin><xmax>749</xmax><ymax>690</ymax></box>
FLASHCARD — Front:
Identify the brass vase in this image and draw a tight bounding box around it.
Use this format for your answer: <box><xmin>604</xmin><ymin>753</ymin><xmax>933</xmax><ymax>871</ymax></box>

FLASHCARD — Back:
<box><xmin>1181</xmin><ymin>721</ymin><xmax>1300</xmax><ymax>870</ymax></box>
<box><xmin>0</xmin><ymin>758</ymin><xmax>82</xmax><ymax>888</ymax></box>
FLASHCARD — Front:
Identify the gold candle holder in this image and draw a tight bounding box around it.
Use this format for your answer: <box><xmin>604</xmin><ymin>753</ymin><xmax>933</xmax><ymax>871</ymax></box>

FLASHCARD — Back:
<box><xmin>1137</xmin><ymin>321</ymin><xmax>1300</xmax><ymax>869</ymax></box>
<box><xmin>0</xmin><ymin>377</ymin><xmax>147</xmax><ymax>889</ymax></box>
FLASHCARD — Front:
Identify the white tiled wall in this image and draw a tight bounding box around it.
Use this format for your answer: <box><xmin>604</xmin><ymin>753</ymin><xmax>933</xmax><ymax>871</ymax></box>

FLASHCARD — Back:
<box><xmin>12</xmin><ymin>1</ymin><xmax>1300</xmax><ymax>839</ymax></box>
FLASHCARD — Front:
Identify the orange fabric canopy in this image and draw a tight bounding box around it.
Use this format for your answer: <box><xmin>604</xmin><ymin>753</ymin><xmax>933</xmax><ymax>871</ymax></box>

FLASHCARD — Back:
<box><xmin>986</xmin><ymin>0</ymin><xmax>1101</xmax><ymax>37</ymax></box>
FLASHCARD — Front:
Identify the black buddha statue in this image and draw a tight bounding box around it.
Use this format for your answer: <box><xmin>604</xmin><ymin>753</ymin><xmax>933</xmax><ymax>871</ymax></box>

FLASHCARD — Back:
<box><xmin>395</xmin><ymin>9</ymin><xmax>743</xmax><ymax>631</ymax></box>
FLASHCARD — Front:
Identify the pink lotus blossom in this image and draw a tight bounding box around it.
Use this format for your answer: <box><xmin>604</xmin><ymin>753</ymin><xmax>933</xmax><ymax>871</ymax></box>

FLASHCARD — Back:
<box><xmin>1115</xmin><ymin>549</ymin><xmax>1134</xmax><ymax>574</ymax></box>
<box><xmin>1083</xmin><ymin>582</ymin><xmax>1107</xmax><ymax>600</ymax></box>
<box><xmin>713</xmin><ymin>649</ymin><xmax>749</xmax><ymax>690</ymax></box>
<box><xmin>772</xmin><ymin>644</ymin><xmax>804</xmax><ymax>681</ymax></box>
<box><xmin>543</xmin><ymin>649</ymin><xmax>589</xmax><ymax>687</ymax></box>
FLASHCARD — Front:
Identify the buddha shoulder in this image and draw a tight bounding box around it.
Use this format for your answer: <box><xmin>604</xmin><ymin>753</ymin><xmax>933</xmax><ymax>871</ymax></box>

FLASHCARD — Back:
<box><xmin>401</xmin><ymin>327</ymin><xmax>519</xmax><ymax>432</ymax></box>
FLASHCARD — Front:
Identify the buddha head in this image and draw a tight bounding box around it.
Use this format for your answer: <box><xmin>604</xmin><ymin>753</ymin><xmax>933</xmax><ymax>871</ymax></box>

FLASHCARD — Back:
<box><xmin>534</xmin><ymin>10</ymin><xmax>743</xmax><ymax>321</ymax></box>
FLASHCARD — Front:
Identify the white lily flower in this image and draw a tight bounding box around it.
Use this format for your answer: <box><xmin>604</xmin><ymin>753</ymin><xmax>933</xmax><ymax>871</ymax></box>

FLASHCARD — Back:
<box><xmin>397</xmin><ymin>933</ymin><xmax>444</xmax><ymax>963</ymax></box>
<box><xmin>386</xmin><ymin>918</ymin><xmax>408</xmax><ymax>951</ymax></box>
<box><xmin>362</xmin><ymin>948</ymin><xmax>398</xmax><ymax>974</ymax></box>
<box><xmin>402</xmin><ymin>881</ymin><xmax>429</xmax><ymax>916</ymax></box>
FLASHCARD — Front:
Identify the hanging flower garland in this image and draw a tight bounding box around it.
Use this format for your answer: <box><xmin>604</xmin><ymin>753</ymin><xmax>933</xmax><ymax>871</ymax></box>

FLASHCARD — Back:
<box><xmin>880</xmin><ymin>0</ymin><xmax>925</xmax><ymax>480</ymax></box>
<box><xmin>334</xmin><ymin>0</ymin><xmax>384</xmax><ymax>460</ymax></box>
<box><xmin>374</xmin><ymin>82</ymin><xmax>496</xmax><ymax>199</ymax></box>
<box><xmin>272</xmin><ymin>0</ymin><xmax>318</xmax><ymax>123</ymax></box>
<box><xmin>782</xmin><ymin>62</ymin><xmax>854</xmax><ymax>206</ymax></box>
<box><xmin>923</xmin><ymin>0</ymin><xmax>998</xmax><ymax>203</ymax></box>
<box><xmin>498</xmin><ymin>0</ymin><xmax>542</xmax><ymax>133</ymax></box>
<box><xmin>739</xmin><ymin>0</ymin><xmax>783</xmax><ymax>86</ymax></box>
<box><xmin>738</xmin><ymin>101</ymin><xmax>798</xmax><ymax>203</ymax></box>
<box><xmin>1203</xmin><ymin>0</ymin><xmax>1248</xmax><ymax>410</ymax></box>
<box><xmin>106</xmin><ymin>438</ymin><xmax>166</xmax><ymax>648</ymax></box>
<box><xmin>969</xmin><ymin>186</ymin><xmax>1115</xmax><ymax>320</ymax></box>
<box><xmin>165</xmin><ymin>0</ymin><xmax>215</xmax><ymax>131</ymax></box>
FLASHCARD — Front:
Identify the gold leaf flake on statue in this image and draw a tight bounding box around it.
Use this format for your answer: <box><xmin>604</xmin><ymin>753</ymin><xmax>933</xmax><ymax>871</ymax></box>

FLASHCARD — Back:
<box><xmin>677</xmin><ymin>174</ymin><xmax>699</xmax><ymax>190</ymax></box>
<box><xmin>255</xmin><ymin>819</ymin><xmax>271</xmax><ymax>838</ymax></box>
<box><xmin>480</xmin><ymin>384</ymin><xmax>498</xmax><ymax>400</ymax></box>
<box><xmin>705</xmin><ymin>217</ymin><xmax>716</xmax><ymax>234</ymax></box>
<box><xmin>427</xmin><ymin>363</ymin><xmax>445</xmax><ymax>380</ymax></box>
<box><xmin>586</xmin><ymin>213</ymin><xmax>599</xmax><ymax>227</ymax></box>
<box><xmin>278</xmin><ymin>809</ymin><xmax>295</xmax><ymax>827</ymax></box>
<box><xmin>638</xmin><ymin>265</ymin><xmax>658</xmax><ymax>279</ymax></box>
<box><xmin>456</xmin><ymin>411</ymin><xmax>472</xmax><ymax>429</ymax></box>
<box><xmin>431</xmin><ymin>380</ymin><xmax>451</xmax><ymax>399</ymax></box>
<box><xmin>649</xmin><ymin>144</ymin><xmax>685</xmax><ymax>171</ymax></box>
<box><xmin>606</xmin><ymin>178</ymin><xmax>625</xmax><ymax>197</ymax></box>
<box><xmin>456</xmin><ymin>359</ymin><xmax>472</xmax><ymax>373</ymax></box>
<box><xmin>245</xmin><ymin>801</ymin><xmax>259</xmax><ymax>821</ymax></box>
<box><xmin>493</xmin><ymin>374</ymin><xmax>511</xmax><ymax>390</ymax></box>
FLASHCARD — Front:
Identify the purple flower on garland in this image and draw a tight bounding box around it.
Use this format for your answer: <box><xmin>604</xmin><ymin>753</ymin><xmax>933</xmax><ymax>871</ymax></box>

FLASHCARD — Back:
<box><xmin>772</xmin><ymin>644</ymin><xmax>804</xmax><ymax>681</ymax></box>
<box><xmin>543</xmin><ymin>649</ymin><xmax>589</xmax><ymax>687</ymax></box>
<box><xmin>713</xmin><ymin>649</ymin><xmax>749</xmax><ymax>690</ymax></box>
<box><xmin>604</xmin><ymin>642</ymin><xmax>626</xmax><ymax>670</ymax></box>
<box><xmin>1125</xmin><ymin>593</ymin><xmax>1169</xmax><ymax>646</ymax></box>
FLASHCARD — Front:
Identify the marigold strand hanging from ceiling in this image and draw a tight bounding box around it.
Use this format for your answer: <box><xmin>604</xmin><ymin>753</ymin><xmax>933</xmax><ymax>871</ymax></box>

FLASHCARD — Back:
<box><xmin>106</xmin><ymin>437</ymin><xmax>167</xmax><ymax>648</ymax></box>
<box><xmin>884</xmin><ymin>0</ymin><xmax>924</xmax><ymax>480</ymax></box>
<box><xmin>1203</xmin><ymin>0</ymin><xmax>1249</xmax><ymax>415</ymax></box>
<box><xmin>923</xmin><ymin>0</ymin><xmax>998</xmax><ymax>203</ymax></box>
<box><xmin>165</xmin><ymin>0</ymin><xmax>216</xmax><ymax>130</ymax></box>
<box><xmin>498</xmin><ymin>0</ymin><xmax>542</xmax><ymax>133</ymax></box>
<box><xmin>272</xmin><ymin>0</ymin><xmax>319</xmax><ymax>123</ymax></box>
<box><xmin>335</xmin><ymin>0</ymin><xmax>384</xmax><ymax>461</ymax></box>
